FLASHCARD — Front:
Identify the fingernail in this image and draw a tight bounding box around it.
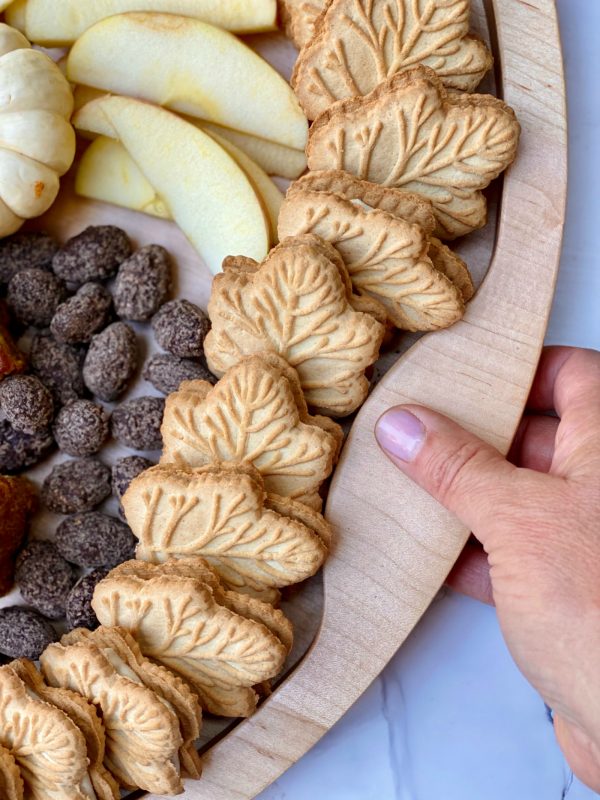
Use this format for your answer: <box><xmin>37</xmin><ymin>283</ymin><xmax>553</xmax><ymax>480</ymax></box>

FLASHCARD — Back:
<box><xmin>375</xmin><ymin>408</ymin><xmax>426</xmax><ymax>463</ymax></box>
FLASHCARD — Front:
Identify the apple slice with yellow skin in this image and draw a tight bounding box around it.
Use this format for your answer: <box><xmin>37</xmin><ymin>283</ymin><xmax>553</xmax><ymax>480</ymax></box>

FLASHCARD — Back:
<box><xmin>0</xmin><ymin>0</ymin><xmax>16</xmax><ymax>12</ymax></box>
<box><xmin>67</xmin><ymin>12</ymin><xmax>307</xmax><ymax>151</ymax></box>
<box><xmin>81</xmin><ymin>96</ymin><xmax>269</xmax><ymax>274</ymax></box>
<box><xmin>72</xmin><ymin>83</ymin><xmax>306</xmax><ymax>179</ymax></box>
<box><xmin>73</xmin><ymin>83</ymin><xmax>306</xmax><ymax>179</ymax></box>
<box><xmin>76</xmin><ymin>136</ymin><xmax>170</xmax><ymax>219</ymax></box>
<box><xmin>76</xmin><ymin>129</ymin><xmax>282</xmax><ymax>244</ymax></box>
<box><xmin>7</xmin><ymin>0</ymin><xmax>277</xmax><ymax>45</ymax></box>
<box><xmin>73</xmin><ymin>98</ymin><xmax>282</xmax><ymax>242</ymax></box>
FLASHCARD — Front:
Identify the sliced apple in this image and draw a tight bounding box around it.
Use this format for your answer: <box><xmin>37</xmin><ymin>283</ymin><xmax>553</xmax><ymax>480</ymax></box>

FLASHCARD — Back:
<box><xmin>81</xmin><ymin>96</ymin><xmax>269</xmax><ymax>274</ymax></box>
<box><xmin>77</xmin><ymin>134</ymin><xmax>282</xmax><ymax>244</ymax></box>
<box><xmin>8</xmin><ymin>0</ymin><xmax>277</xmax><ymax>45</ymax></box>
<box><xmin>201</xmin><ymin>128</ymin><xmax>282</xmax><ymax>243</ymax></box>
<box><xmin>76</xmin><ymin>136</ymin><xmax>170</xmax><ymax>219</ymax></box>
<box><xmin>74</xmin><ymin>99</ymin><xmax>282</xmax><ymax>243</ymax></box>
<box><xmin>0</xmin><ymin>0</ymin><xmax>17</xmax><ymax>12</ymax></box>
<box><xmin>71</xmin><ymin>96</ymin><xmax>119</xmax><ymax>139</ymax></box>
<box><xmin>201</xmin><ymin>122</ymin><xmax>306</xmax><ymax>179</ymax></box>
<box><xmin>67</xmin><ymin>12</ymin><xmax>307</xmax><ymax>150</ymax></box>
<box><xmin>73</xmin><ymin>83</ymin><xmax>306</xmax><ymax>179</ymax></box>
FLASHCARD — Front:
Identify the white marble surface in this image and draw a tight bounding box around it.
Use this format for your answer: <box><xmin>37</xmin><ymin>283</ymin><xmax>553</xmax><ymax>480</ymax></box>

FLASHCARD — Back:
<box><xmin>259</xmin><ymin>2</ymin><xmax>600</xmax><ymax>798</ymax></box>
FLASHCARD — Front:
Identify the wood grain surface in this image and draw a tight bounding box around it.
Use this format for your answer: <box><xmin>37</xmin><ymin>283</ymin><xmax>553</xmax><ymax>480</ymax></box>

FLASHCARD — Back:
<box><xmin>27</xmin><ymin>1</ymin><xmax>567</xmax><ymax>797</ymax></box>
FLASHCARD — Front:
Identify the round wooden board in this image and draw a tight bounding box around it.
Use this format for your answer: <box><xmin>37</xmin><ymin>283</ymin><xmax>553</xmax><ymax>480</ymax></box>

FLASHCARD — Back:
<box><xmin>9</xmin><ymin>1</ymin><xmax>567</xmax><ymax>798</ymax></box>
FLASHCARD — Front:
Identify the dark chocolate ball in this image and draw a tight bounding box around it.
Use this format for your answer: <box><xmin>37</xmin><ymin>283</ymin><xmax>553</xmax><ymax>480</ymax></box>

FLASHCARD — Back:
<box><xmin>65</xmin><ymin>567</ymin><xmax>110</xmax><ymax>630</ymax></box>
<box><xmin>0</xmin><ymin>375</ymin><xmax>54</xmax><ymax>434</ymax></box>
<box><xmin>55</xmin><ymin>512</ymin><xmax>136</xmax><ymax>568</ymax></box>
<box><xmin>15</xmin><ymin>541</ymin><xmax>77</xmax><ymax>619</ymax></box>
<box><xmin>83</xmin><ymin>322</ymin><xmax>138</xmax><ymax>401</ymax></box>
<box><xmin>7</xmin><ymin>268</ymin><xmax>66</xmax><ymax>327</ymax></box>
<box><xmin>53</xmin><ymin>400</ymin><xmax>109</xmax><ymax>457</ymax></box>
<box><xmin>151</xmin><ymin>299</ymin><xmax>210</xmax><ymax>358</ymax></box>
<box><xmin>52</xmin><ymin>225</ymin><xmax>132</xmax><ymax>288</ymax></box>
<box><xmin>42</xmin><ymin>458</ymin><xmax>111</xmax><ymax>514</ymax></box>
<box><xmin>0</xmin><ymin>606</ymin><xmax>57</xmax><ymax>658</ymax></box>
<box><xmin>111</xmin><ymin>396</ymin><xmax>165</xmax><ymax>451</ymax></box>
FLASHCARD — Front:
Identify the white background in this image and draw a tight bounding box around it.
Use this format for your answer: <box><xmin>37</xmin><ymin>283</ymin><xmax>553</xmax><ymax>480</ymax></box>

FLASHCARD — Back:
<box><xmin>260</xmin><ymin>2</ymin><xmax>600</xmax><ymax>798</ymax></box>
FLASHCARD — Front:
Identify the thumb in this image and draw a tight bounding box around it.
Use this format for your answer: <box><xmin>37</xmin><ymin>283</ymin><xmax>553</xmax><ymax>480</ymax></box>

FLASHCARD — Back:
<box><xmin>375</xmin><ymin>405</ymin><xmax>518</xmax><ymax>535</ymax></box>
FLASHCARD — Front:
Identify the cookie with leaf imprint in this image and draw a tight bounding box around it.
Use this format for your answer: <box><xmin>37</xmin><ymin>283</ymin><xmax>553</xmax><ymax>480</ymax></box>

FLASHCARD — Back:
<box><xmin>159</xmin><ymin>353</ymin><xmax>342</xmax><ymax>511</ymax></box>
<box><xmin>306</xmin><ymin>66</ymin><xmax>520</xmax><ymax>239</ymax></box>
<box><xmin>224</xmin><ymin>249</ymin><xmax>390</xmax><ymax>328</ymax></box>
<box><xmin>0</xmin><ymin>664</ymin><xmax>94</xmax><ymax>800</ymax></box>
<box><xmin>109</xmin><ymin>557</ymin><xmax>295</xmax><ymax>650</ymax></box>
<box><xmin>60</xmin><ymin>625</ymin><xmax>203</xmax><ymax>781</ymax></box>
<box><xmin>91</xmin><ymin>558</ymin><xmax>290</xmax><ymax>717</ymax></box>
<box><xmin>279</xmin><ymin>170</ymin><xmax>473</xmax><ymax>331</ymax></box>
<box><xmin>204</xmin><ymin>234</ymin><xmax>385</xmax><ymax>416</ymax></box>
<box><xmin>10</xmin><ymin>658</ymin><xmax>120</xmax><ymax>800</ymax></box>
<box><xmin>122</xmin><ymin>461</ymin><xmax>330</xmax><ymax>600</ymax></box>
<box><xmin>40</xmin><ymin>640</ymin><xmax>184</xmax><ymax>795</ymax></box>
<box><xmin>292</xmin><ymin>0</ymin><xmax>493</xmax><ymax>118</ymax></box>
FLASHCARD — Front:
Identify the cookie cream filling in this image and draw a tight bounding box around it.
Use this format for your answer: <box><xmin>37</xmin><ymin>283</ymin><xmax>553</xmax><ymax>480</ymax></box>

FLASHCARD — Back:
<box><xmin>101</xmin><ymin>648</ymin><xmax>142</xmax><ymax>685</ymax></box>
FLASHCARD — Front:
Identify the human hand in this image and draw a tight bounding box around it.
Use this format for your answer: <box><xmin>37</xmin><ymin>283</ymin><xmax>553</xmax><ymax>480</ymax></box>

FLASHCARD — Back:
<box><xmin>374</xmin><ymin>346</ymin><xmax>600</xmax><ymax>791</ymax></box>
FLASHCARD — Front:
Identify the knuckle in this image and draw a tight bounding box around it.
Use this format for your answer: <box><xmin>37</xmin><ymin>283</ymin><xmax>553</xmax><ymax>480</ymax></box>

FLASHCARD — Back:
<box><xmin>424</xmin><ymin>439</ymin><xmax>487</xmax><ymax>507</ymax></box>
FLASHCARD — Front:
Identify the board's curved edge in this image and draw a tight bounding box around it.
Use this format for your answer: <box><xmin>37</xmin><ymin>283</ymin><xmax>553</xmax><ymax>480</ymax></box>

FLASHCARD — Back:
<box><xmin>146</xmin><ymin>1</ymin><xmax>568</xmax><ymax>797</ymax></box>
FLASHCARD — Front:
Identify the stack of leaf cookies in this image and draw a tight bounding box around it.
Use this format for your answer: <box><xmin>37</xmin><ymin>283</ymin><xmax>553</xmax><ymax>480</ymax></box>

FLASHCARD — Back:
<box><xmin>280</xmin><ymin>0</ymin><xmax>520</xmax><ymax>331</ymax></box>
<box><xmin>0</xmin><ymin>2</ymin><xmax>521</xmax><ymax>796</ymax></box>
<box><xmin>0</xmin><ymin>630</ymin><xmax>204</xmax><ymax>796</ymax></box>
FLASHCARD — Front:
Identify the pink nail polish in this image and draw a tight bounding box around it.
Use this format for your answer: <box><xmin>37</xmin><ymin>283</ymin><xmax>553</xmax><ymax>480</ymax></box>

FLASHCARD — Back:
<box><xmin>375</xmin><ymin>408</ymin><xmax>426</xmax><ymax>463</ymax></box>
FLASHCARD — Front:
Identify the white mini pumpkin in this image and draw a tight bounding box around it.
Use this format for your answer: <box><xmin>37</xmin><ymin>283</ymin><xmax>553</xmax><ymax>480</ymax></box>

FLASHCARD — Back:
<box><xmin>0</xmin><ymin>22</ymin><xmax>75</xmax><ymax>237</ymax></box>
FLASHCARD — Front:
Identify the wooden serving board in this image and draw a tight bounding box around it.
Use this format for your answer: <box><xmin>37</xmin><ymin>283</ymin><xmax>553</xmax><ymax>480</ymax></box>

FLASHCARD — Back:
<box><xmin>18</xmin><ymin>0</ymin><xmax>566</xmax><ymax>797</ymax></box>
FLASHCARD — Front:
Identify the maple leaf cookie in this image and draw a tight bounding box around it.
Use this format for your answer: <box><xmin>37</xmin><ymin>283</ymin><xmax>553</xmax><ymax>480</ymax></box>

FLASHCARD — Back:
<box><xmin>10</xmin><ymin>658</ymin><xmax>119</xmax><ymax>800</ymax></box>
<box><xmin>159</xmin><ymin>354</ymin><xmax>340</xmax><ymax>510</ymax></box>
<box><xmin>0</xmin><ymin>745</ymin><xmax>23</xmax><ymax>800</ymax></box>
<box><xmin>0</xmin><ymin>665</ymin><xmax>92</xmax><ymax>800</ymax></box>
<box><xmin>123</xmin><ymin>462</ymin><xmax>329</xmax><ymax>598</ymax></box>
<box><xmin>292</xmin><ymin>0</ymin><xmax>493</xmax><ymax>118</ymax></box>
<box><xmin>307</xmin><ymin>66</ymin><xmax>520</xmax><ymax>238</ymax></box>
<box><xmin>109</xmin><ymin>557</ymin><xmax>295</xmax><ymax>651</ymax></box>
<box><xmin>279</xmin><ymin>174</ymin><xmax>468</xmax><ymax>330</ymax></box>
<box><xmin>40</xmin><ymin>641</ymin><xmax>183</xmax><ymax>795</ymax></box>
<box><xmin>205</xmin><ymin>235</ymin><xmax>385</xmax><ymax>416</ymax></box>
<box><xmin>91</xmin><ymin>562</ymin><xmax>289</xmax><ymax>717</ymax></box>
<box><xmin>279</xmin><ymin>0</ymin><xmax>327</xmax><ymax>48</ymax></box>
<box><xmin>61</xmin><ymin>625</ymin><xmax>204</xmax><ymax>780</ymax></box>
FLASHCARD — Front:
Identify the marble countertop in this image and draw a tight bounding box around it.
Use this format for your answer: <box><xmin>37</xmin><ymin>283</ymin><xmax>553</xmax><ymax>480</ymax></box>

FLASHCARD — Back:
<box><xmin>259</xmin><ymin>2</ymin><xmax>600</xmax><ymax>798</ymax></box>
